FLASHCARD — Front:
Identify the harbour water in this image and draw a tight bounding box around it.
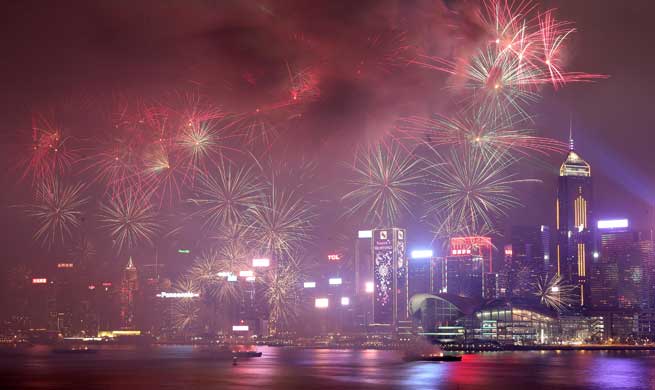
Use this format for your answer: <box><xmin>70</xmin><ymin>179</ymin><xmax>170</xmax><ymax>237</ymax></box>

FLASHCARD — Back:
<box><xmin>1</xmin><ymin>346</ymin><xmax>654</xmax><ymax>389</ymax></box>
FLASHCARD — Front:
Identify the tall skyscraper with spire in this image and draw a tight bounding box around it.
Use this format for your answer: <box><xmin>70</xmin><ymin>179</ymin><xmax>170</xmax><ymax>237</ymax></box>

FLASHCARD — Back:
<box><xmin>120</xmin><ymin>256</ymin><xmax>138</xmax><ymax>329</ymax></box>
<box><xmin>556</xmin><ymin>132</ymin><xmax>593</xmax><ymax>309</ymax></box>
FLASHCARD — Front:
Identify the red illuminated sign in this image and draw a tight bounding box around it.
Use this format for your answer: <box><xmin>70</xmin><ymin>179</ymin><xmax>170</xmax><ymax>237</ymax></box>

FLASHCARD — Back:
<box><xmin>101</xmin><ymin>282</ymin><xmax>112</xmax><ymax>287</ymax></box>
<box><xmin>32</xmin><ymin>278</ymin><xmax>47</xmax><ymax>284</ymax></box>
<box><xmin>449</xmin><ymin>236</ymin><xmax>494</xmax><ymax>272</ymax></box>
<box><xmin>57</xmin><ymin>263</ymin><xmax>74</xmax><ymax>268</ymax></box>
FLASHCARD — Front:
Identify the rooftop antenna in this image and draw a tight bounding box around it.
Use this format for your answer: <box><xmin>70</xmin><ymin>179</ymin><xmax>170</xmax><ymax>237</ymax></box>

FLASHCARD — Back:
<box><xmin>568</xmin><ymin>114</ymin><xmax>574</xmax><ymax>151</ymax></box>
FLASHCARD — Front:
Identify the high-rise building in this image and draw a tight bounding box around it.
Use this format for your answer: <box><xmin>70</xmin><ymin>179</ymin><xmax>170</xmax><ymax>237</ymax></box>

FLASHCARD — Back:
<box><xmin>409</xmin><ymin>257</ymin><xmax>431</xmax><ymax>297</ymax></box>
<box><xmin>590</xmin><ymin>220</ymin><xmax>654</xmax><ymax>310</ymax></box>
<box><xmin>371</xmin><ymin>228</ymin><xmax>407</xmax><ymax>329</ymax></box>
<box><xmin>354</xmin><ymin>230</ymin><xmax>373</xmax><ymax>329</ymax></box>
<box><xmin>556</xmin><ymin>136</ymin><xmax>593</xmax><ymax>308</ymax></box>
<box><xmin>508</xmin><ymin>225</ymin><xmax>551</xmax><ymax>298</ymax></box>
<box><xmin>444</xmin><ymin>237</ymin><xmax>493</xmax><ymax>299</ymax></box>
<box><xmin>120</xmin><ymin>257</ymin><xmax>138</xmax><ymax>329</ymax></box>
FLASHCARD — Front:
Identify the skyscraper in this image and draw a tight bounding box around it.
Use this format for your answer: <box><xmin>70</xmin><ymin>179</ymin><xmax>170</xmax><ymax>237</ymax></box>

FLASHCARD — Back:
<box><xmin>590</xmin><ymin>220</ymin><xmax>654</xmax><ymax>310</ymax></box>
<box><xmin>444</xmin><ymin>236</ymin><xmax>493</xmax><ymax>299</ymax></box>
<box><xmin>120</xmin><ymin>257</ymin><xmax>138</xmax><ymax>329</ymax></box>
<box><xmin>508</xmin><ymin>225</ymin><xmax>551</xmax><ymax>298</ymax></box>
<box><xmin>371</xmin><ymin>228</ymin><xmax>407</xmax><ymax>329</ymax></box>
<box><xmin>556</xmin><ymin>136</ymin><xmax>593</xmax><ymax>308</ymax></box>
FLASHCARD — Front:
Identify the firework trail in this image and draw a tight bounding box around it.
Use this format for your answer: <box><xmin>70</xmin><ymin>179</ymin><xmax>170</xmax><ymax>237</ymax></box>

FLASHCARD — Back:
<box><xmin>342</xmin><ymin>142</ymin><xmax>423</xmax><ymax>227</ymax></box>
<box><xmin>23</xmin><ymin>178</ymin><xmax>88</xmax><ymax>248</ymax></box>
<box><xmin>533</xmin><ymin>274</ymin><xmax>575</xmax><ymax>312</ymax></box>
<box><xmin>422</xmin><ymin>145</ymin><xmax>540</xmax><ymax>239</ymax></box>
<box><xmin>98</xmin><ymin>188</ymin><xmax>159</xmax><ymax>252</ymax></box>
<box><xmin>188</xmin><ymin>160</ymin><xmax>263</xmax><ymax>232</ymax></box>
<box><xmin>286</xmin><ymin>63</ymin><xmax>321</xmax><ymax>104</ymax></box>
<box><xmin>399</xmin><ymin>111</ymin><xmax>567</xmax><ymax>156</ymax></box>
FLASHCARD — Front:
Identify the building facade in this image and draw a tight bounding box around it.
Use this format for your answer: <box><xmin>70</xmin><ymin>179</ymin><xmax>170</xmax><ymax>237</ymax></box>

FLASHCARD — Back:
<box><xmin>556</xmin><ymin>138</ymin><xmax>593</xmax><ymax>309</ymax></box>
<box><xmin>371</xmin><ymin>228</ymin><xmax>407</xmax><ymax>329</ymax></box>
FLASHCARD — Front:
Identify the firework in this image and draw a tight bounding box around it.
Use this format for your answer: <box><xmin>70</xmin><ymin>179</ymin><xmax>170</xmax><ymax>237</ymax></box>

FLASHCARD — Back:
<box><xmin>141</xmin><ymin>144</ymin><xmax>187</xmax><ymax>206</ymax></box>
<box><xmin>399</xmin><ymin>111</ymin><xmax>567</xmax><ymax>156</ymax></box>
<box><xmin>174</xmin><ymin>275</ymin><xmax>201</xmax><ymax>296</ymax></box>
<box><xmin>422</xmin><ymin>146</ymin><xmax>539</xmax><ymax>238</ymax></box>
<box><xmin>342</xmin><ymin>142</ymin><xmax>423</xmax><ymax>227</ymax></box>
<box><xmin>176</xmin><ymin>122</ymin><xmax>219</xmax><ymax>169</ymax></box>
<box><xmin>23</xmin><ymin>115</ymin><xmax>78</xmax><ymax>183</ymax></box>
<box><xmin>286</xmin><ymin>64</ymin><xmax>320</xmax><ymax>104</ymax></box>
<box><xmin>415</xmin><ymin>0</ymin><xmax>605</xmax><ymax>119</ymax></box>
<box><xmin>82</xmin><ymin>136</ymin><xmax>142</xmax><ymax>193</ymax></box>
<box><xmin>246</xmin><ymin>185</ymin><xmax>313</xmax><ymax>259</ymax></box>
<box><xmin>262</xmin><ymin>261</ymin><xmax>302</xmax><ymax>334</ymax></box>
<box><xmin>533</xmin><ymin>274</ymin><xmax>576</xmax><ymax>312</ymax></box>
<box><xmin>171</xmin><ymin>300</ymin><xmax>200</xmax><ymax>331</ymax></box>
<box><xmin>188</xmin><ymin>160</ymin><xmax>263</xmax><ymax>231</ymax></box>
<box><xmin>187</xmin><ymin>249</ymin><xmax>244</xmax><ymax>305</ymax></box>
<box><xmin>70</xmin><ymin>235</ymin><xmax>96</xmax><ymax>266</ymax></box>
<box><xmin>98</xmin><ymin>189</ymin><xmax>159</xmax><ymax>252</ymax></box>
<box><xmin>24</xmin><ymin>178</ymin><xmax>88</xmax><ymax>247</ymax></box>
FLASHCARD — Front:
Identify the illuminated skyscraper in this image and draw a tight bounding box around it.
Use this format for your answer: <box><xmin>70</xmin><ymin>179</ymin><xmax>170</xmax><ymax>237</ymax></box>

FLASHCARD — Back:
<box><xmin>444</xmin><ymin>237</ymin><xmax>493</xmax><ymax>299</ymax></box>
<box><xmin>120</xmin><ymin>257</ymin><xmax>138</xmax><ymax>329</ymax></box>
<box><xmin>371</xmin><ymin>228</ymin><xmax>407</xmax><ymax>329</ymax></box>
<box><xmin>556</xmin><ymin>136</ymin><xmax>593</xmax><ymax>308</ymax></box>
<box><xmin>590</xmin><ymin>220</ymin><xmax>654</xmax><ymax>310</ymax></box>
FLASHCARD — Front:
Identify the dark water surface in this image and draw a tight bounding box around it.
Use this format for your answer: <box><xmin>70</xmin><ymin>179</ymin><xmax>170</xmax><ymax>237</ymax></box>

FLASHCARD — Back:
<box><xmin>1</xmin><ymin>346</ymin><xmax>654</xmax><ymax>389</ymax></box>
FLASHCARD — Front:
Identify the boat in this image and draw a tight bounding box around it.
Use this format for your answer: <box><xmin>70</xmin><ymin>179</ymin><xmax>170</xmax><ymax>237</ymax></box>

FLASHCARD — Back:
<box><xmin>403</xmin><ymin>336</ymin><xmax>461</xmax><ymax>362</ymax></box>
<box><xmin>405</xmin><ymin>353</ymin><xmax>462</xmax><ymax>362</ymax></box>
<box><xmin>195</xmin><ymin>344</ymin><xmax>262</xmax><ymax>360</ymax></box>
<box><xmin>53</xmin><ymin>345</ymin><xmax>98</xmax><ymax>354</ymax></box>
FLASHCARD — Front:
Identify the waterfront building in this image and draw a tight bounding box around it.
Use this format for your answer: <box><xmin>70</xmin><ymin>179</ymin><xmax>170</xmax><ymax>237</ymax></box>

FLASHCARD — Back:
<box><xmin>589</xmin><ymin>222</ymin><xmax>653</xmax><ymax>310</ymax></box>
<box><xmin>443</xmin><ymin>237</ymin><xmax>494</xmax><ymax>299</ymax></box>
<box><xmin>556</xmin><ymin>136</ymin><xmax>594</xmax><ymax>308</ymax></box>
<box><xmin>119</xmin><ymin>257</ymin><xmax>138</xmax><ymax>329</ymax></box>
<box><xmin>371</xmin><ymin>228</ymin><xmax>407</xmax><ymax>329</ymax></box>
<box><xmin>409</xmin><ymin>294</ymin><xmax>558</xmax><ymax>345</ymax></box>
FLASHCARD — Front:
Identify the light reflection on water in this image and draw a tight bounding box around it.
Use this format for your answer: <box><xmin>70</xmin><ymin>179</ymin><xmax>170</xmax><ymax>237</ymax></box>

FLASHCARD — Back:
<box><xmin>1</xmin><ymin>346</ymin><xmax>655</xmax><ymax>389</ymax></box>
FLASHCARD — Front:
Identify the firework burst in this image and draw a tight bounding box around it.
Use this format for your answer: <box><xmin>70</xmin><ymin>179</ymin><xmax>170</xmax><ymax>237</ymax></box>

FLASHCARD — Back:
<box><xmin>171</xmin><ymin>300</ymin><xmax>200</xmax><ymax>331</ymax></box>
<box><xmin>422</xmin><ymin>146</ymin><xmax>539</xmax><ymax>238</ymax></box>
<box><xmin>23</xmin><ymin>115</ymin><xmax>78</xmax><ymax>183</ymax></box>
<box><xmin>415</xmin><ymin>0</ymin><xmax>605</xmax><ymax>120</ymax></box>
<box><xmin>533</xmin><ymin>274</ymin><xmax>576</xmax><ymax>312</ymax></box>
<box><xmin>246</xmin><ymin>185</ymin><xmax>313</xmax><ymax>260</ymax></box>
<box><xmin>188</xmin><ymin>160</ymin><xmax>263</xmax><ymax>232</ymax></box>
<box><xmin>187</xmin><ymin>249</ymin><xmax>244</xmax><ymax>305</ymax></box>
<box><xmin>98</xmin><ymin>189</ymin><xmax>159</xmax><ymax>252</ymax></box>
<box><xmin>24</xmin><ymin>178</ymin><xmax>88</xmax><ymax>247</ymax></box>
<box><xmin>342</xmin><ymin>143</ymin><xmax>423</xmax><ymax>227</ymax></box>
<box><xmin>262</xmin><ymin>261</ymin><xmax>302</xmax><ymax>334</ymax></box>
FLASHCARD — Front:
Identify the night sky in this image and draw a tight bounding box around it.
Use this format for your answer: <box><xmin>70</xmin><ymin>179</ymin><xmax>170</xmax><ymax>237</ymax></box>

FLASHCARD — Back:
<box><xmin>1</xmin><ymin>0</ymin><xmax>653</xmax><ymax>275</ymax></box>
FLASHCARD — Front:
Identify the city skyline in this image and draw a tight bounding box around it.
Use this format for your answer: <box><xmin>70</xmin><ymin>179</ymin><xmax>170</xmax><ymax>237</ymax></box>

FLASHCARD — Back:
<box><xmin>2</xmin><ymin>0</ymin><xmax>655</xmax><ymax>360</ymax></box>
